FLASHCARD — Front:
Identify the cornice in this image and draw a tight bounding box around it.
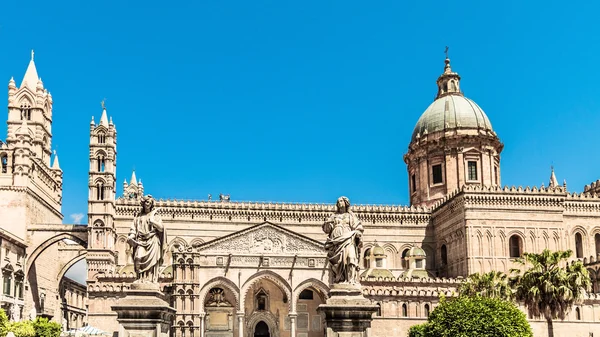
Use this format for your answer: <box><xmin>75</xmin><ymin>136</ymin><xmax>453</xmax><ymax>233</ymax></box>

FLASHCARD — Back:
<box><xmin>114</xmin><ymin>199</ymin><xmax>431</xmax><ymax>224</ymax></box>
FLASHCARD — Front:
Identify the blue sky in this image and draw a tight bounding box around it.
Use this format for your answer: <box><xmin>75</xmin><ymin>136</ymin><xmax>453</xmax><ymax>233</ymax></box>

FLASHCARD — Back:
<box><xmin>2</xmin><ymin>1</ymin><xmax>600</xmax><ymax>281</ymax></box>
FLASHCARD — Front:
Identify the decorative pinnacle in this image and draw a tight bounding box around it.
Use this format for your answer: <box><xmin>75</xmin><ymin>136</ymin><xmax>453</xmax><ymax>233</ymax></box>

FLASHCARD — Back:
<box><xmin>101</xmin><ymin>98</ymin><xmax>106</xmax><ymax>110</ymax></box>
<box><xmin>31</xmin><ymin>50</ymin><xmax>34</xmax><ymax>61</ymax></box>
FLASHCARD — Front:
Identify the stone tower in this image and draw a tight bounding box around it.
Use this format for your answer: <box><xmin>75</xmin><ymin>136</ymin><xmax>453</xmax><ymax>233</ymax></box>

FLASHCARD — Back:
<box><xmin>87</xmin><ymin>104</ymin><xmax>118</xmax><ymax>277</ymax></box>
<box><xmin>404</xmin><ymin>56</ymin><xmax>504</xmax><ymax>207</ymax></box>
<box><xmin>0</xmin><ymin>52</ymin><xmax>63</xmax><ymax>240</ymax></box>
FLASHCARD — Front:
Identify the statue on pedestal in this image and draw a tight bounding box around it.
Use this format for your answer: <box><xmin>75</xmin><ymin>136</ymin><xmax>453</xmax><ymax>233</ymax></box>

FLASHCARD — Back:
<box><xmin>128</xmin><ymin>195</ymin><xmax>166</xmax><ymax>283</ymax></box>
<box><xmin>322</xmin><ymin>196</ymin><xmax>364</xmax><ymax>284</ymax></box>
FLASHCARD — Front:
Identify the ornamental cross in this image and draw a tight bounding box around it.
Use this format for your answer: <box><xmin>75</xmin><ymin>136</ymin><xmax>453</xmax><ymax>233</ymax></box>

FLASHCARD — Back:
<box><xmin>101</xmin><ymin>98</ymin><xmax>106</xmax><ymax>110</ymax></box>
<box><xmin>444</xmin><ymin>46</ymin><xmax>449</xmax><ymax>59</ymax></box>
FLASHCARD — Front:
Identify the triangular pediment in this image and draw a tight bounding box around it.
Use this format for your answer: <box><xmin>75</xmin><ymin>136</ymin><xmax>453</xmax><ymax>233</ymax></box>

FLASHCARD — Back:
<box><xmin>196</xmin><ymin>222</ymin><xmax>325</xmax><ymax>256</ymax></box>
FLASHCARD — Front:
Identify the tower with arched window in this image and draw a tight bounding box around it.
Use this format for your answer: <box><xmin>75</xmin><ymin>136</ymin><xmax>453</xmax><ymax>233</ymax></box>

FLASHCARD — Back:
<box><xmin>87</xmin><ymin>103</ymin><xmax>118</xmax><ymax>274</ymax></box>
<box><xmin>0</xmin><ymin>52</ymin><xmax>63</xmax><ymax>241</ymax></box>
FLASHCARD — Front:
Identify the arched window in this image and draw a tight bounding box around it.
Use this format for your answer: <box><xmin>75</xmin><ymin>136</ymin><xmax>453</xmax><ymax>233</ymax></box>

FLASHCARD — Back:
<box><xmin>20</xmin><ymin>104</ymin><xmax>31</xmax><ymax>121</ymax></box>
<box><xmin>402</xmin><ymin>303</ymin><xmax>408</xmax><ymax>317</ymax></box>
<box><xmin>376</xmin><ymin>303</ymin><xmax>382</xmax><ymax>317</ymax></box>
<box><xmin>14</xmin><ymin>271</ymin><xmax>24</xmax><ymax>299</ymax></box>
<box><xmin>509</xmin><ymin>235</ymin><xmax>522</xmax><ymax>258</ymax></box>
<box><xmin>1</xmin><ymin>154</ymin><xmax>7</xmax><ymax>173</ymax></box>
<box><xmin>402</xmin><ymin>249</ymin><xmax>409</xmax><ymax>269</ymax></box>
<box><xmin>575</xmin><ymin>233</ymin><xmax>584</xmax><ymax>259</ymax></box>
<box><xmin>424</xmin><ymin>303</ymin><xmax>430</xmax><ymax>317</ymax></box>
<box><xmin>575</xmin><ymin>307</ymin><xmax>581</xmax><ymax>320</ymax></box>
<box><xmin>595</xmin><ymin>234</ymin><xmax>600</xmax><ymax>258</ymax></box>
<box><xmin>440</xmin><ymin>245</ymin><xmax>448</xmax><ymax>265</ymax></box>
<box><xmin>97</xmin><ymin>182</ymin><xmax>105</xmax><ymax>200</ymax></box>
<box><xmin>2</xmin><ymin>268</ymin><xmax>12</xmax><ymax>296</ymax></box>
<box><xmin>363</xmin><ymin>248</ymin><xmax>371</xmax><ymax>269</ymax></box>
<box><xmin>97</xmin><ymin>133</ymin><xmax>106</xmax><ymax>144</ymax></box>
<box><xmin>97</xmin><ymin>156</ymin><xmax>106</xmax><ymax>172</ymax></box>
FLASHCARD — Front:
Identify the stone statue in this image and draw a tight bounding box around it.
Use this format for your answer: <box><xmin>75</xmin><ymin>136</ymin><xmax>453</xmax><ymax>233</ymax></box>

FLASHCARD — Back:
<box><xmin>322</xmin><ymin>196</ymin><xmax>364</xmax><ymax>284</ymax></box>
<box><xmin>28</xmin><ymin>307</ymin><xmax>36</xmax><ymax>321</ymax></box>
<box><xmin>128</xmin><ymin>195</ymin><xmax>166</xmax><ymax>283</ymax></box>
<box><xmin>9</xmin><ymin>304</ymin><xmax>17</xmax><ymax>322</ymax></box>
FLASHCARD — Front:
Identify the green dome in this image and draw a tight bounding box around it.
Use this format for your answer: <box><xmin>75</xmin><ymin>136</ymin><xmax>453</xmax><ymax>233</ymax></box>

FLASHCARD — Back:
<box><xmin>407</xmin><ymin>246</ymin><xmax>426</xmax><ymax>258</ymax></box>
<box><xmin>411</xmin><ymin>95</ymin><xmax>494</xmax><ymax>142</ymax></box>
<box><xmin>372</xmin><ymin>245</ymin><xmax>385</xmax><ymax>256</ymax></box>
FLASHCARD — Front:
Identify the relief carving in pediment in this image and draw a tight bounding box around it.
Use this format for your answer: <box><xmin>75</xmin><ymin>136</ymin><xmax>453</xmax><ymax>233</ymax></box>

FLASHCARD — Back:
<box><xmin>198</xmin><ymin>223</ymin><xmax>324</xmax><ymax>255</ymax></box>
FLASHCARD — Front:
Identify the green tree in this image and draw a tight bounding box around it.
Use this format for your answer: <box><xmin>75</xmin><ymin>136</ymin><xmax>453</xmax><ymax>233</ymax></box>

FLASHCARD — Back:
<box><xmin>408</xmin><ymin>323</ymin><xmax>426</xmax><ymax>337</ymax></box>
<box><xmin>0</xmin><ymin>309</ymin><xmax>8</xmax><ymax>337</ymax></box>
<box><xmin>510</xmin><ymin>249</ymin><xmax>591</xmax><ymax>337</ymax></box>
<box><xmin>31</xmin><ymin>318</ymin><xmax>62</xmax><ymax>337</ymax></box>
<box><xmin>408</xmin><ymin>296</ymin><xmax>532</xmax><ymax>337</ymax></box>
<box><xmin>459</xmin><ymin>271</ymin><xmax>513</xmax><ymax>300</ymax></box>
<box><xmin>5</xmin><ymin>321</ymin><xmax>35</xmax><ymax>337</ymax></box>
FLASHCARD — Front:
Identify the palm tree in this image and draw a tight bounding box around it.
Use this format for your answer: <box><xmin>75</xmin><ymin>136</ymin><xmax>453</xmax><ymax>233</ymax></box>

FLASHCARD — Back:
<box><xmin>510</xmin><ymin>249</ymin><xmax>591</xmax><ymax>337</ymax></box>
<box><xmin>459</xmin><ymin>271</ymin><xmax>513</xmax><ymax>300</ymax></box>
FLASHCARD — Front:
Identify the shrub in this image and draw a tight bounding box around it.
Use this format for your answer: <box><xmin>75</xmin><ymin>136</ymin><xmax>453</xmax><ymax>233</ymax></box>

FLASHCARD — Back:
<box><xmin>408</xmin><ymin>323</ymin><xmax>427</xmax><ymax>337</ymax></box>
<box><xmin>32</xmin><ymin>318</ymin><xmax>61</xmax><ymax>337</ymax></box>
<box><xmin>417</xmin><ymin>296</ymin><xmax>532</xmax><ymax>337</ymax></box>
<box><xmin>5</xmin><ymin>321</ymin><xmax>35</xmax><ymax>337</ymax></box>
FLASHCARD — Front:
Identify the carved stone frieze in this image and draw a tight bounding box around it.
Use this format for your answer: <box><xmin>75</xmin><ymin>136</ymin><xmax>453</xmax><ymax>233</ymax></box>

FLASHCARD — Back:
<box><xmin>196</xmin><ymin>223</ymin><xmax>325</xmax><ymax>255</ymax></box>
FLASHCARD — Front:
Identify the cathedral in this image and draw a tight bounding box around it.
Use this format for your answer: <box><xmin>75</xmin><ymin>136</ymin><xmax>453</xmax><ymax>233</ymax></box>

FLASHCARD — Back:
<box><xmin>1</xmin><ymin>52</ymin><xmax>600</xmax><ymax>337</ymax></box>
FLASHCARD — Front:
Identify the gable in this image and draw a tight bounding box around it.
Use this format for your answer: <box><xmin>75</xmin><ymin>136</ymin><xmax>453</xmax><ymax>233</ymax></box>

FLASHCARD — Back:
<box><xmin>197</xmin><ymin>222</ymin><xmax>325</xmax><ymax>256</ymax></box>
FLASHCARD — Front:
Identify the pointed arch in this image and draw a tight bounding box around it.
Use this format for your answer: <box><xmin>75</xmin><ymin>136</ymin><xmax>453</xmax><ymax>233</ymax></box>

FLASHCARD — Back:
<box><xmin>198</xmin><ymin>277</ymin><xmax>240</xmax><ymax>313</ymax></box>
<box><xmin>168</xmin><ymin>237</ymin><xmax>188</xmax><ymax>251</ymax></box>
<box><xmin>292</xmin><ymin>278</ymin><xmax>329</xmax><ymax>313</ymax></box>
<box><xmin>474</xmin><ymin>230</ymin><xmax>483</xmax><ymax>256</ymax></box>
<box><xmin>57</xmin><ymin>253</ymin><xmax>87</xmax><ymax>282</ymax></box>
<box><xmin>26</xmin><ymin>233</ymin><xmax>87</xmax><ymax>276</ymax></box>
<box><xmin>382</xmin><ymin>243</ymin><xmax>398</xmax><ymax>268</ymax></box>
<box><xmin>241</xmin><ymin>270</ymin><xmax>292</xmax><ymax>312</ymax></box>
<box><xmin>189</xmin><ymin>238</ymin><xmax>204</xmax><ymax>248</ymax></box>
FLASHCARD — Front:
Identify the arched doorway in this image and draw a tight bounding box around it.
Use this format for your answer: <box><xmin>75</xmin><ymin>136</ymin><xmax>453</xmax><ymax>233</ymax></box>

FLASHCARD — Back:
<box><xmin>254</xmin><ymin>321</ymin><xmax>270</xmax><ymax>337</ymax></box>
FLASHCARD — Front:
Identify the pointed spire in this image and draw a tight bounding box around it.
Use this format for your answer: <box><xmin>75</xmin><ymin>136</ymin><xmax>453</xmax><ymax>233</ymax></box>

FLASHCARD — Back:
<box><xmin>549</xmin><ymin>166</ymin><xmax>559</xmax><ymax>188</ymax></box>
<box><xmin>130</xmin><ymin>170</ymin><xmax>137</xmax><ymax>186</ymax></box>
<box><xmin>99</xmin><ymin>99</ymin><xmax>109</xmax><ymax>127</ymax></box>
<box><xmin>52</xmin><ymin>150</ymin><xmax>60</xmax><ymax>170</ymax></box>
<box><xmin>20</xmin><ymin>50</ymin><xmax>39</xmax><ymax>91</ymax></box>
<box><xmin>435</xmin><ymin>46</ymin><xmax>462</xmax><ymax>100</ymax></box>
<box><xmin>99</xmin><ymin>109</ymin><xmax>108</xmax><ymax>127</ymax></box>
<box><xmin>8</xmin><ymin>77</ymin><xmax>16</xmax><ymax>89</ymax></box>
<box><xmin>90</xmin><ymin>116</ymin><xmax>95</xmax><ymax>125</ymax></box>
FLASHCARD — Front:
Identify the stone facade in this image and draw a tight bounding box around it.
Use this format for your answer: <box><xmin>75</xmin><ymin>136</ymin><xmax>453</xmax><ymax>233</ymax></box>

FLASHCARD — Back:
<box><xmin>60</xmin><ymin>276</ymin><xmax>87</xmax><ymax>330</ymax></box>
<box><xmin>1</xmin><ymin>53</ymin><xmax>600</xmax><ymax>337</ymax></box>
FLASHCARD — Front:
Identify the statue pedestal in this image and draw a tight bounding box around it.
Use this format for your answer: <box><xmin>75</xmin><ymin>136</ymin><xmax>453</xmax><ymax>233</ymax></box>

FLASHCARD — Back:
<box><xmin>111</xmin><ymin>283</ymin><xmax>176</xmax><ymax>337</ymax></box>
<box><xmin>317</xmin><ymin>284</ymin><xmax>378</xmax><ymax>337</ymax></box>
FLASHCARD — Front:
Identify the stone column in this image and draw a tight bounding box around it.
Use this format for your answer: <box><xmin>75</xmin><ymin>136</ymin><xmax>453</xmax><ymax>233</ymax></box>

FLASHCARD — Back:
<box><xmin>289</xmin><ymin>313</ymin><xmax>297</xmax><ymax>337</ymax></box>
<box><xmin>236</xmin><ymin>312</ymin><xmax>244</xmax><ymax>337</ymax></box>
<box><xmin>199</xmin><ymin>313</ymin><xmax>205</xmax><ymax>337</ymax></box>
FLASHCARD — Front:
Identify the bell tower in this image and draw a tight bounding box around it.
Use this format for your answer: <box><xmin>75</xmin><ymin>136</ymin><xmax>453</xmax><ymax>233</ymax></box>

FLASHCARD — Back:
<box><xmin>87</xmin><ymin>102</ymin><xmax>118</xmax><ymax>276</ymax></box>
<box><xmin>6</xmin><ymin>51</ymin><xmax>54</xmax><ymax>166</ymax></box>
